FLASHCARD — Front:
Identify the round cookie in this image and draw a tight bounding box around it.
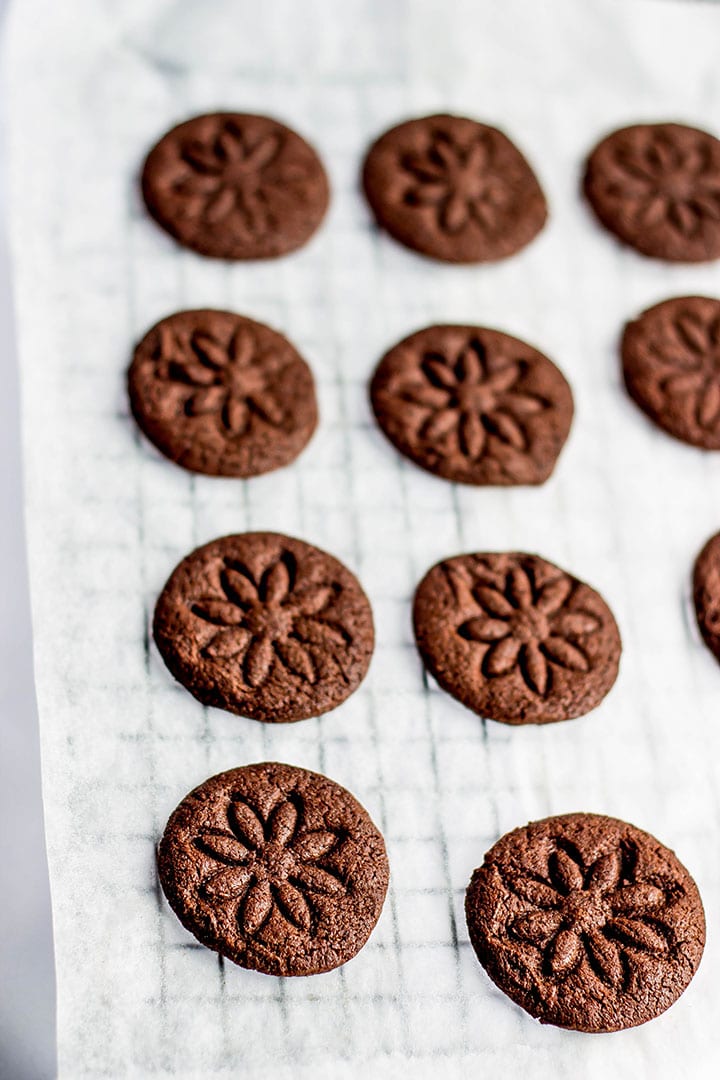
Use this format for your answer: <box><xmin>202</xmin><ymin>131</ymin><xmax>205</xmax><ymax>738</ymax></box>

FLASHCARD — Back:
<box><xmin>693</xmin><ymin>530</ymin><xmax>720</xmax><ymax>663</ymax></box>
<box><xmin>362</xmin><ymin>114</ymin><xmax>547</xmax><ymax>263</ymax></box>
<box><xmin>153</xmin><ymin>532</ymin><xmax>374</xmax><ymax>722</ymax></box>
<box><xmin>465</xmin><ymin>813</ymin><xmax>705</xmax><ymax>1032</ymax></box>
<box><xmin>370</xmin><ymin>325</ymin><xmax>573</xmax><ymax>486</ymax></box>
<box><xmin>141</xmin><ymin>112</ymin><xmax>329</xmax><ymax>260</ymax></box>
<box><xmin>158</xmin><ymin>763</ymin><xmax>389</xmax><ymax>976</ymax></box>
<box><xmin>128</xmin><ymin>309</ymin><xmax>318</xmax><ymax>477</ymax></box>
<box><xmin>622</xmin><ymin>296</ymin><xmax>720</xmax><ymax>449</ymax></box>
<box><xmin>583</xmin><ymin>122</ymin><xmax>720</xmax><ymax>262</ymax></box>
<box><xmin>413</xmin><ymin>552</ymin><xmax>621</xmax><ymax>725</ymax></box>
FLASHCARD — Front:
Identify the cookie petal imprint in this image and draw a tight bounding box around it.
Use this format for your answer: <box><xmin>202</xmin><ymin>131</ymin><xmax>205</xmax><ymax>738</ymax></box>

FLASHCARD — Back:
<box><xmin>693</xmin><ymin>530</ymin><xmax>720</xmax><ymax>664</ymax></box>
<box><xmin>128</xmin><ymin>309</ymin><xmax>318</xmax><ymax>477</ymax></box>
<box><xmin>370</xmin><ymin>325</ymin><xmax>573</xmax><ymax>486</ymax></box>
<box><xmin>465</xmin><ymin>813</ymin><xmax>705</xmax><ymax>1031</ymax></box>
<box><xmin>362</xmin><ymin>114</ymin><xmax>547</xmax><ymax>263</ymax></box>
<box><xmin>622</xmin><ymin>296</ymin><xmax>720</xmax><ymax>449</ymax></box>
<box><xmin>158</xmin><ymin>763</ymin><xmax>389</xmax><ymax>976</ymax></box>
<box><xmin>141</xmin><ymin>112</ymin><xmax>329</xmax><ymax>260</ymax></box>
<box><xmin>584</xmin><ymin>122</ymin><xmax>720</xmax><ymax>262</ymax></box>
<box><xmin>413</xmin><ymin>552</ymin><xmax>621</xmax><ymax>724</ymax></box>
<box><xmin>153</xmin><ymin>533</ymin><xmax>374</xmax><ymax>722</ymax></box>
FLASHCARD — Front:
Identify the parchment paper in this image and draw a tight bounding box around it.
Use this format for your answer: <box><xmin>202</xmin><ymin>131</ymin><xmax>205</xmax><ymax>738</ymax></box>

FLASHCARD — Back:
<box><xmin>6</xmin><ymin>0</ymin><xmax>720</xmax><ymax>1076</ymax></box>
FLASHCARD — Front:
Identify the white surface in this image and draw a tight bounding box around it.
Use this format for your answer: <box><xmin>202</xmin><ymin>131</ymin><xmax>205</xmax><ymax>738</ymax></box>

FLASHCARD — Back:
<box><xmin>0</xmin><ymin>1</ymin><xmax>56</xmax><ymax>1077</ymax></box>
<box><xmin>6</xmin><ymin>0</ymin><xmax>720</xmax><ymax>1076</ymax></box>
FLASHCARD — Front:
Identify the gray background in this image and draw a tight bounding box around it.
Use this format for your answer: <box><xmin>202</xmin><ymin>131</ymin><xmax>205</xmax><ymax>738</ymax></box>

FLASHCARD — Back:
<box><xmin>0</xmin><ymin>1</ymin><xmax>56</xmax><ymax>1077</ymax></box>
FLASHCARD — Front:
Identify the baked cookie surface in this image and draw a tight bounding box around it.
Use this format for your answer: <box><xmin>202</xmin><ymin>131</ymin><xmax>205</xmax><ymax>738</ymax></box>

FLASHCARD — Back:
<box><xmin>142</xmin><ymin>112</ymin><xmax>329</xmax><ymax>259</ymax></box>
<box><xmin>622</xmin><ymin>295</ymin><xmax>720</xmax><ymax>449</ymax></box>
<box><xmin>413</xmin><ymin>552</ymin><xmax>620</xmax><ymax>724</ymax></box>
<box><xmin>159</xmin><ymin>763</ymin><xmax>389</xmax><ymax>976</ymax></box>
<box><xmin>129</xmin><ymin>309</ymin><xmax>317</xmax><ymax>477</ymax></box>
<box><xmin>693</xmin><ymin>530</ymin><xmax>720</xmax><ymax>664</ymax></box>
<box><xmin>370</xmin><ymin>325</ymin><xmax>573</xmax><ymax>486</ymax></box>
<box><xmin>584</xmin><ymin>123</ymin><xmax>720</xmax><ymax>262</ymax></box>
<box><xmin>465</xmin><ymin>813</ymin><xmax>705</xmax><ymax>1031</ymax></box>
<box><xmin>153</xmin><ymin>533</ymin><xmax>374</xmax><ymax>722</ymax></box>
<box><xmin>362</xmin><ymin>114</ymin><xmax>547</xmax><ymax>263</ymax></box>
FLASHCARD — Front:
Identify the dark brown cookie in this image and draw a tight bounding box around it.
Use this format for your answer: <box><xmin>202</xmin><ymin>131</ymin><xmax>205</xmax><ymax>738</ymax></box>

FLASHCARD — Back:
<box><xmin>465</xmin><ymin>813</ymin><xmax>705</xmax><ymax>1032</ymax></box>
<box><xmin>413</xmin><ymin>552</ymin><xmax>621</xmax><ymax>725</ymax></box>
<box><xmin>158</xmin><ymin>763</ymin><xmax>389</xmax><ymax>976</ymax></box>
<box><xmin>370</xmin><ymin>325</ymin><xmax>573</xmax><ymax>486</ymax></box>
<box><xmin>693</xmin><ymin>531</ymin><xmax>720</xmax><ymax>663</ymax></box>
<box><xmin>622</xmin><ymin>296</ymin><xmax>720</xmax><ymax>449</ymax></box>
<box><xmin>583</xmin><ymin>123</ymin><xmax>720</xmax><ymax>262</ymax></box>
<box><xmin>153</xmin><ymin>533</ymin><xmax>374</xmax><ymax>722</ymax></box>
<box><xmin>128</xmin><ymin>309</ymin><xmax>317</xmax><ymax>477</ymax></box>
<box><xmin>141</xmin><ymin>113</ymin><xmax>329</xmax><ymax>260</ymax></box>
<box><xmin>362</xmin><ymin>114</ymin><xmax>547</xmax><ymax>263</ymax></box>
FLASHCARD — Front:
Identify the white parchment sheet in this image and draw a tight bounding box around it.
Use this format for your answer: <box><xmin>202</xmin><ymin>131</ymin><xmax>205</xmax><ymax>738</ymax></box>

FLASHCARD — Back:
<box><xmin>6</xmin><ymin>0</ymin><xmax>720</xmax><ymax>1075</ymax></box>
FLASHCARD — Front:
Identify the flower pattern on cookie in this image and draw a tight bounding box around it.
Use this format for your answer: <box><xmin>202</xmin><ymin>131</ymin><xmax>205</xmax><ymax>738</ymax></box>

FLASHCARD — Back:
<box><xmin>192</xmin><ymin>549</ymin><xmax>351</xmax><ymax>687</ymax></box>
<box><xmin>402</xmin><ymin>130</ymin><xmax>510</xmax><ymax>234</ymax></box>
<box><xmin>371</xmin><ymin>326</ymin><xmax>572</xmax><ymax>487</ymax></box>
<box><xmin>173</xmin><ymin>119</ymin><xmax>311</xmax><ymax>236</ymax></box>
<box><xmin>362</xmin><ymin>114</ymin><xmax>547</xmax><ymax>264</ymax></box>
<box><xmin>155</xmin><ymin>321</ymin><xmax>287</xmax><ymax>436</ymax></box>
<box><xmin>389</xmin><ymin>336</ymin><xmax>547</xmax><ymax>460</ymax></box>
<box><xmin>195</xmin><ymin>793</ymin><xmax>345</xmax><ymax>936</ymax></box>
<box><xmin>606</xmin><ymin>129</ymin><xmax>720</xmax><ymax>239</ymax></box>
<box><xmin>456</xmin><ymin>561</ymin><xmax>600</xmax><ymax>696</ymax></box>
<box><xmin>505</xmin><ymin>840</ymin><xmax>680</xmax><ymax>989</ymax></box>
<box><xmin>142</xmin><ymin>113</ymin><xmax>329</xmax><ymax>261</ymax></box>
<box><xmin>622</xmin><ymin>296</ymin><xmax>720</xmax><ymax>449</ymax></box>
<box><xmin>648</xmin><ymin>306</ymin><xmax>720</xmax><ymax>433</ymax></box>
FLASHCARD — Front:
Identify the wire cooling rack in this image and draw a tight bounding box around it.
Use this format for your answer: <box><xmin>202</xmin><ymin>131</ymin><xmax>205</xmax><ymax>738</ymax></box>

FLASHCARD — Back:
<box><xmin>7</xmin><ymin>0</ymin><xmax>720</xmax><ymax>1076</ymax></box>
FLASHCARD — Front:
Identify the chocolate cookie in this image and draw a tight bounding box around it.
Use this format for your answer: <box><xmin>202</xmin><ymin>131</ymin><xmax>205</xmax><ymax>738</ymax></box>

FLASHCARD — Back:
<box><xmin>159</xmin><ymin>763</ymin><xmax>389</xmax><ymax>976</ymax></box>
<box><xmin>128</xmin><ymin>309</ymin><xmax>317</xmax><ymax>477</ymax></box>
<box><xmin>413</xmin><ymin>552</ymin><xmax>621</xmax><ymax>725</ymax></box>
<box><xmin>370</xmin><ymin>325</ymin><xmax>573</xmax><ymax>486</ymax></box>
<box><xmin>362</xmin><ymin>114</ymin><xmax>547</xmax><ymax>263</ymax></box>
<box><xmin>622</xmin><ymin>296</ymin><xmax>720</xmax><ymax>449</ymax></box>
<box><xmin>153</xmin><ymin>533</ymin><xmax>374</xmax><ymax>722</ymax></box>
<box><xmin>465</xmin><ymin>813</ymin><xmax>705</xmax><ymax>1032</ymax></box>
<box><xmin>141</xmin><ymin>113</ymin><xmax>329</xmax><ymax>260</ymax></box>
<box><xmin>583</xmin><ymin>123</ymin><xmax>720</xmax><ymax>262</ymax></box>
<box><xmin>693</xmin><ymin>531</ymin><xmax>720</xmax><ymax>663</ymax></box>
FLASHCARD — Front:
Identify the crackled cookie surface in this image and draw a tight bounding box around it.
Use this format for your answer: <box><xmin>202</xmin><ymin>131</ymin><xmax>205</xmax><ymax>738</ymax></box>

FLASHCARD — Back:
<box><xmin>153</xmin><ymin>533</ymin><xmax>374</xmax><ymax>722</ymax></box>
<box><xmin>159</xmin><ymin>763</ymin><xmax>389</xmax><ymax>976</ymax></box>
<box><xmin>142</xmin><ymin>112</ymin><xmax>329</xmax><ymax>259</ymax></box>
<box><xmin>465</xmin><ymin>813</ymin><xmax>705</xmax><ymax>1031</ymax></box>
<box><xmin>362</xmin><ymin>114</ymin><xmax>547</xmax><ymax>263</ymax></box>
<box><xmin>413</xmin><ymin>552</ymin><xmax>620</xmax><ymax>724</ymax></box>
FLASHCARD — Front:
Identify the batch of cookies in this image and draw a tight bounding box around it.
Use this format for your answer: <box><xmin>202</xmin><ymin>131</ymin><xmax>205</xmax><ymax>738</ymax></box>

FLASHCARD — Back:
<box><xmin>130</xmin><ymin>110</ymin><xmax>719</xmax><ymax>1033</ymax></box>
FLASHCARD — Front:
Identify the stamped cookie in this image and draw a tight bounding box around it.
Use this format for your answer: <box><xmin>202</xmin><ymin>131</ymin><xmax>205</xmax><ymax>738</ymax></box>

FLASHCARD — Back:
<box><xmin>159</xmin><ymin>763</ymin><xmax>389</xmax><ymax>976</ymax></box>
<box><xmin>141</xmin><ymin>113</ymin><xmax>329</xmax><ymax>259</ymax></box>
<box><xmin>128</xmin><ymin>309</ymin><xmax>317</xmax><ymax>477</ymax></box>
<box><xmin>362</xmin><ymin>114</ymin><xmax>547</xmax><ymax>263</ymax></box>
<box><xmin>465</xmin><ymin>813</ymin><xmax>705</xmax><ymax>1032</ymax></box>
<box><xmin>622</xmin><ymin>296</ymin><xmax>720</xmax><ymax>449</ymax></box>
<box><xmin>153</xmin><ymin>533</ymin><xmax>374</xmax><ymax>722</ymax></box>
<box><xmin>584</xmin><ymin>123</ymin><xmax>720</xmax><ymax>262</ymax></box>
<box><xmin>693</xmin><ymin>531</ymin><xmax>720</xmax><ymax>664</ymax></box>
<box><xmin>370</xmin><ymin>326</ymin><xmax>573</xmax><ymax>486</ymax></box>
<box><xmin>413</xmin><ymin>552</ymin><xmax>621</xmax><ymax>725</ymax></box>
